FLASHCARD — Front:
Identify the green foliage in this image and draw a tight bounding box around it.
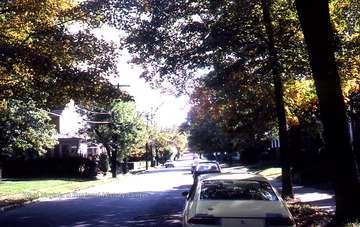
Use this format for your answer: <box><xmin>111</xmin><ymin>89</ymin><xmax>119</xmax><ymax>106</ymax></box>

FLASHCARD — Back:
<box><xmin>0</xmin><ymin>0</ymin><xmax>132</xmax><ymax>109</ymax></box>
<box><xmin>116</xmin><ymin>0</ymin><xmax>360</xmax><ymax>166</ymax></box>
<box><xmin>0</xmin><ymin>99</ymin><xmax>58</xmax><ymax>158</ymax></box>
<box><xmin>80</xmin><ymin>100</ymin><xmax>145</xmax><ymax>160</ymax></box>
<box><xmin>172</xmin><ymin>132</ymin><xmax>188</xmax><ymax>156</ymax></box>
<box><xmin>79</xmin><ymin>100</ymin><xmax>146</xmax><ymax>177</ymax></box>
<box><xmin>96</xmin><ymin>152</ymin><xmax>110</xmax><ymax>173</ymax></box>
<box><xmin>187</xmin><ymin>70</ymin><xmax>277</xmax><ymax>154</ymax></box>
<box><xmin>162</xmin><ymin>148</ymin><xmax>173</xmax><ymax>161</ymax></box>
<box><xmin>329</xmin><ymin>0</ymin><xmax>360</xmax><ymax>98</ymax></box>
<box><xmin>116</xmin><ymin>0</ymin><xmax>310</xmax><ymax>155</ymax></box>
<box><xmin>187</xmin><ymin>116</ymin><xmax>232</xmax><ymax>155</ymax></box>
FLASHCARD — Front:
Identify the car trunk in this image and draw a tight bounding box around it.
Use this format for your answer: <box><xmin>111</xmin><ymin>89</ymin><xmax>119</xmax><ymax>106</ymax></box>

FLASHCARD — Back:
<box><xmin>195</xmin><ymin>200</ymin><xmax>290</xmax><ymax>218</ymax></box>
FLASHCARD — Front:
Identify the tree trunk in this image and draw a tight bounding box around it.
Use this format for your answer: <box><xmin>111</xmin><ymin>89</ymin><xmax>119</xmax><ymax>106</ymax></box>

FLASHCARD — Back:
<box><xmin>111</xmin><ymin>149</ymin><xmax>117</xmax><ymax>178</ymax></box>
<box><xmin>351</xmin><ymin>101</ymin><xmax>360</xmax><ymax>176</ymax></box>
<box><xmin>261</xmin><ymin>0</ymin><xmax>294</xmax><ymax>199</ymax></box>
<box><xmin>150</xmin><ymin>143</ymin><xmax>155</xmax><ymax>167</ymax></box>
<box><xmin>145</xmin><ymin>142</ymin><xmax>149</xmax><ymax>170</ymax></box>
<box><xmin>295</xmin><ymin>0</ymin><xmax>360</xmax><ymax>224</ymax></box>
<box><xmin>0</xmin><ymin>158</ymin><xmax>2</xmax><ymax>181</ymax></box>
<box><xmin>0</xmin><ymin>148</ymin><xmax>4</xmax><ymax>181</ymax></box>
<box><xmin>353</xmin><ymin>118</ymin><xmax>360</xmax><ymax>175</ymax></box>
<box><xmin>155</xmin><ymin>147</ymin><xmax>159</xmax><ymax>166</ymax></box>
<box><xmin>289</xmin><ymin>125</ymin><xmax>303</xmax><ymax>182</ymax></box>
<box><xmin>105</xmin><ymin>144</ymin><xmax>117</xmax><ymax>178</ymax></box>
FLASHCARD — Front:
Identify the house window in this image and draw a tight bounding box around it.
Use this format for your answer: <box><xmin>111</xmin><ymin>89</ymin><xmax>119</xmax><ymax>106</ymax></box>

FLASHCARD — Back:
<box><xmin>71</xmin><ymin>145</ymin><xmax>78</xmax><ymax>157</ymax></box>
<box><xmin>87</xmin><ymin>148</ymin><xmax>95</xmax><ymax>157</ymax></box>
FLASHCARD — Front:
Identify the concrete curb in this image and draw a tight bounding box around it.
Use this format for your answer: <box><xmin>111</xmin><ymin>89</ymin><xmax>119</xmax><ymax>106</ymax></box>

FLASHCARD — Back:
<box><xmin>0</xmin><ymin>200</ymin><xmax>36</xmax><ymax>212</ymax></box>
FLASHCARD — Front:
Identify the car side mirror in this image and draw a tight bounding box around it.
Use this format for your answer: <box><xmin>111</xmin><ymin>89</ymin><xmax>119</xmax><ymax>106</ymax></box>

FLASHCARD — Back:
<box><xmin>182</xmin><ymin>191</ymin><xmax>189</xmax><ymax>197</ymax></box>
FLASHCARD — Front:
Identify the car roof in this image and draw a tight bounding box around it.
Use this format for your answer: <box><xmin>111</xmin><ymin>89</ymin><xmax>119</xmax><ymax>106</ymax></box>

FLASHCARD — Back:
<box><xmin>196</xmin><ymin>172</ymin><xmax>269</xmax><ymax>182</ymax></box>
<box><xmin>196</xmin><ymin>161</ymin><xmax>219</xmax><ymax>165</ymax></box>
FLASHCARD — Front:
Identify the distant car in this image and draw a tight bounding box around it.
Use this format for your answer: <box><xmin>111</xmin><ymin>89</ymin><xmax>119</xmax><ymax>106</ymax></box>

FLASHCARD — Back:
<box><xmin>165</xmin><ymin>160</ymin><xmax>175</xmax><ymax>168</ymax></box>
<box><xmin>182</xmin><ymin>173</ymin><xmax>295</xmax><ymax>227</ymax></box>
<box><xmin>192</xmin><ymin>161</ymin><xmax>221</xmax><ymax>181</ymax></box>
<box><xmin>231</xmin><ymin>152</ymin><xmax>240</xmax><ymax>161</ymax></box>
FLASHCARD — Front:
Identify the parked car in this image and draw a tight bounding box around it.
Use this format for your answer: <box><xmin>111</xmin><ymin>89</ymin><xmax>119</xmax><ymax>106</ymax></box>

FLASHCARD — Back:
<box><xmin>165</xmin><ymin>160</ymin><xmax>175</xmax><ymax>168</ymax></box>
<box><xmin>192</xmin><ymin>161</ymin><xmax>221</xmax><ymax>181</ymax></box>
<box><xmin>182</xmin><ymin>173</ymin><xmax>295</xmax><ymax>227</ymax></box>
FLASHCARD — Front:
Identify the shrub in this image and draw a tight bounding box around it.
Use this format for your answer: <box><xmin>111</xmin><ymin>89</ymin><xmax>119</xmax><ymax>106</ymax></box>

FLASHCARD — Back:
<box><xmin>3</xmin><ymin>157</ymin><xmax>97</xmax><ymax>178</ymax></box>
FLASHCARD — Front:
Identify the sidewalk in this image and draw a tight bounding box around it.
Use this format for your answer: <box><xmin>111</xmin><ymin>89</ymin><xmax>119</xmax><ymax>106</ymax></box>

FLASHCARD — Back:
<box><xmin>270</xmin><ymin>178</ymin><xmax>335</xmax><ymax>212</ymax></box>
<box><xmin>223</xmin><ymin>163</ymin><xmax>336</xmax><ymax>212</ymax></box>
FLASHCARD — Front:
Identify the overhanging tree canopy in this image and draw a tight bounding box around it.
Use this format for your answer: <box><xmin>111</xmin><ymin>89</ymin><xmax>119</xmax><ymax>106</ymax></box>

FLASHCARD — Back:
<box><xmin>0</xmin><ymin>0</ymin><xmax>132</xmax><ymax>108</ymax></box>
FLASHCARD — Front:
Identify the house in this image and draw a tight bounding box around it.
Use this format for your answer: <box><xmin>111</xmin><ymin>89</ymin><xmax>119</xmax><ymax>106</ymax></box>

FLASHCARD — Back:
<box><xmin>46</xmin><ymin>100</ymin><xmax>105</xmax><ymax>158</ymax></box>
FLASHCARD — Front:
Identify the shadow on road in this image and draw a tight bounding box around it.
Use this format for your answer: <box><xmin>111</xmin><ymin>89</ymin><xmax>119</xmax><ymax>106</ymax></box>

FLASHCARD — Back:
<box><xmin>0</xmin><ymin>183</ymin><xmax>192</xmax><ymax>227</ymax></box>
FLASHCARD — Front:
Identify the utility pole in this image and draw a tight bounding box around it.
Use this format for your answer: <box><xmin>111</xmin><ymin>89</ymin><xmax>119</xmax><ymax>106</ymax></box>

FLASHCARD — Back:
<box><xmin>145</xmin><ymin>112</ymin><xmax>150</xmax><ymax>170</ymax></box>
<box><xmin>145</xmin><ymin>141</ymin><xmax>149</xmax><ymax>170</ymax></box>
<box><xmin>150</xmin><ymin>108</ymin><xmax>155</xmax><ymax>167</ymax></box>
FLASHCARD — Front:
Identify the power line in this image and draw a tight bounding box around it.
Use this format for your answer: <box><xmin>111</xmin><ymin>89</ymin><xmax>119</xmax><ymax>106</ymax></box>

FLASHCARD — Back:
<box><xmin>75</xmin><ymin>106</ymin><xmax>111</xmax><ymax>115</ymax></box>
<box><xmin>84</xmin><ymin>120</ymin><xmax>111</xmax><ymax>124</ymax></box>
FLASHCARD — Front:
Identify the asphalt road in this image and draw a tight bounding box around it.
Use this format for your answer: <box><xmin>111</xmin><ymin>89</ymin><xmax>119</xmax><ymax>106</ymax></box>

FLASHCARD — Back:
<box><xmin>0</xmin><ymin>154</ymin><xmax>195</xmax><ymax>227</ymax></box>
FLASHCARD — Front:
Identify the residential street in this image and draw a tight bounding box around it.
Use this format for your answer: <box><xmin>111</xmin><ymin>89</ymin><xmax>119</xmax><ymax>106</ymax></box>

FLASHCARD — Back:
<box><xmin>0</xmin><ymin>155</ymin><xmax>195</xmax><ymax>227</ymax></box>
<box><xmin>0</xmin><ymin>152</ymin><xmax>335</xmax><ymax>226</ymax></box>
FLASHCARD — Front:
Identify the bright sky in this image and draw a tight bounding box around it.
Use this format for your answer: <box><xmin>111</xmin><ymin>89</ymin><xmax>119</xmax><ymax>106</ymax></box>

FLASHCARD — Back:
<box><xmin>114</xmin><ymin>57</ymin><xmax>190</xmax><ymax>128</ymax></box>
<box><xmin>93</xmin><ymin>26</ymin><xmax>190</xmax><ymax>128</ymax></box>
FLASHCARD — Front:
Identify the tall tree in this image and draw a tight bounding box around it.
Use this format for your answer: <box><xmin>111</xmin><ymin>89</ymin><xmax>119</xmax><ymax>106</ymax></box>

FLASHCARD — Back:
<box><xmin>80</xmin><ymin>101</ymin><xmax>144</xmax><ymax>178</ymax></box>
<box><xmin>261</xmin><ymin>0</ymin><xmax>293</xmax><ymax>198</ymax></box>
<box><xmin>187</xmin><ymin>74</ymin><xmax>276</xmax><ymax>155</ymax></box>
<box><xmin>0</xmin><ymin>99</ymin><xmax>58</xmax><ymax>180</ymax></box>
<box><xmin>295</xmin><ymin>0</ymin><xmax>360</xmax><ymax>225</ymax></box>
<box><xmin>0</xmin><ymin>0</ymin><xmax>135</xmax><ymax>179</ymax></box>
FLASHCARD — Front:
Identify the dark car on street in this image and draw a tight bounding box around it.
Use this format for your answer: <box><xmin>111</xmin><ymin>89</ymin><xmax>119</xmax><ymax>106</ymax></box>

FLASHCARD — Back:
<box><xmin>192</xmin><ymin>161</ymin><xmax>221</xmax><ymax>181</ymax></box>
<box><xmin>165</xmin><ymin>160</ymin><xmax>175</xmax><ymax>168</ymax></box>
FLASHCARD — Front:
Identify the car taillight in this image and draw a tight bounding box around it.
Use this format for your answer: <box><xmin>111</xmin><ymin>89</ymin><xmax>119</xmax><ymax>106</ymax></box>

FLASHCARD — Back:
<box><xmin>188</xmin><ymin>217</ymin><xmax>221</xmax><ymax>225</ymax></box>
<box><xmin>265</xmin><ymin>217</ymin><xmax>295</xmax><ymax>226</ymax></box>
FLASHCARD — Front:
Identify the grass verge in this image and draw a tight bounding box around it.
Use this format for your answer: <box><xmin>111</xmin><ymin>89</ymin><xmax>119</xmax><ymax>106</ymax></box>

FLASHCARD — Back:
<box><xmin>0</xmin><ymin>177</ymin><xmax>115</xmax><ymax>209</ymax></box>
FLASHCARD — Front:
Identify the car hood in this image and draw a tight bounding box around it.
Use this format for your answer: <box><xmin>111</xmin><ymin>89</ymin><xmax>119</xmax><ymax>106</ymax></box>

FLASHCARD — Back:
<box><xmin>195</xmin><ymin>200</ymin><xmax>291</xmax><ymax>218</ymax></box>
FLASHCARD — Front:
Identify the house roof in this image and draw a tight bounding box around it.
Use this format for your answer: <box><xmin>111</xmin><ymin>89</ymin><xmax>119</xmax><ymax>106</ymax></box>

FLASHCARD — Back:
<box><xmin>55</xmin><ymin>133</ymin><xmax>84</xmax><ymax>140</ymax></box>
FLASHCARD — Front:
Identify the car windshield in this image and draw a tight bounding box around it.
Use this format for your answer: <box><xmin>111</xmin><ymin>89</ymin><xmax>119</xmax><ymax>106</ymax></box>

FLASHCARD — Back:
<box><xmin>200</xmin><ymin>179</ymin><xmax>278</xmax><ymax>201</ymax></box>
<box><xmin>195</xmin><ymin>163</ymin><xmax>219</xmax><ymax>172</ymax></box>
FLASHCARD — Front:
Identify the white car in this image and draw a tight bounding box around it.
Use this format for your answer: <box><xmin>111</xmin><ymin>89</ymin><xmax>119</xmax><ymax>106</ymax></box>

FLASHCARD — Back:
<box><xmin>182</xmin><ymin>173</ymin><xmax>295</xmax><ymax>227</ymax></box>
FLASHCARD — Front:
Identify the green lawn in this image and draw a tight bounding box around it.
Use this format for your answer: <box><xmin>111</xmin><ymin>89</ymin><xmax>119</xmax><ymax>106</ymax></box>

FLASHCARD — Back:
<box><xmin>230</xmin><ymin>164</ymin><xmax>282</xmax><ymax>179</ymax></box>
<box><xmin>0</xmin><ymin>177</ymin><xmax>115</xmax><ymax>208</ymax></box>
<box><xmin>255</xmin><ymin>167</ymin><xmax>282</xmax><ymax>179</ymax></box>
